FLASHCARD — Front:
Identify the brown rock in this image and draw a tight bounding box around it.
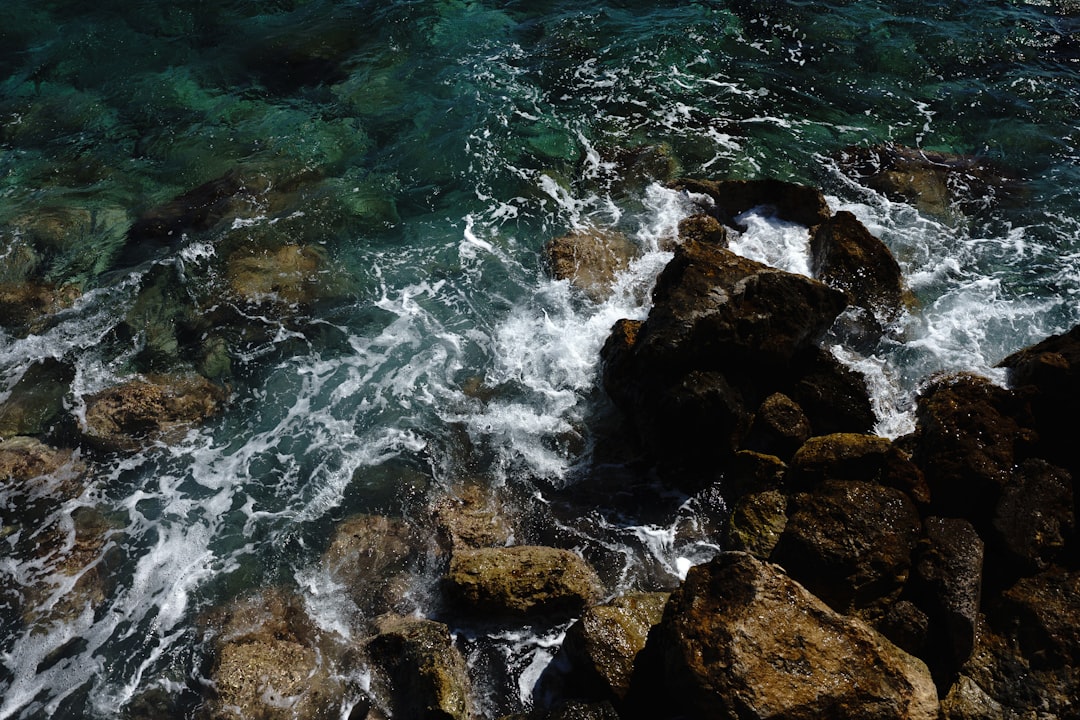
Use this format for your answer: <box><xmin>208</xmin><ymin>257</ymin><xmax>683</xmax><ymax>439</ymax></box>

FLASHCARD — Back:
<box><xmin>226</xmin><ymin>244</ymin><xmax>327</xmax><ymax>306</ymax></box>
<box><xmin>543</xmin><ymin>227</ymin><xmax>638</xmax><ymax>301</ymax></box>
<box><xmin>809</xmin><ymin>210</ymin><xmax>906</xmax><ymax>324</ymax></box>
<box><xmin>772</xmin><ymin>480</ymin><xmax>921</xmax><ymax>613</ymax></box>
<box><xmin>788</xmin><ymin>348</ymin><xmax>876</xmax><ymax>436</ymax></box>
<box><xmin>993</xmin><ymin>458</ymin><xmax>1074</xmax><ymax>574</ymax></box>
<box><xmin>676</xmin><ymin>214</ymin><xmax>727</xmax><ymax>247</ymax></box>
<box><xmin>742</xmin><ymin>392</ymin><xmax>811</xmax><ymax>460</ymax></box>
<box><xmin>204</xmin><ymin>589</ymin><xmax>347</xmax><ymax>720</ymax></box>
<box><xmin>911</xmin><ymin>373</ymin><xmax>1036</xmax><ymax>528</ymax></box>
<box><xmin>443</xmin><ymin>546</ymin><xmax>603</xmax><ymax>618</ymax></box>
<box><xmin>649</xmin><ymin>552</ymin><xmax>938</xmax><ymax>720</ymax></box>
<box><xmin>724</xmin><ymin>490</ymin><xmax>788</xmax><ymax>560</ymax></box>
<box><xmin>560</xmin><ymin>592</ymin><xmax>669</xmax><ymax>702</ymax></box>
<box><xmin>0</xmin><ymin>358</ymin><xmax>74</xmax><ymax>439</ymax></box>
<box><xmin>367</xmin><ymin>615</ymin><xmax>470</xmax><ymax>720</ymax></box>
<box><xmin>790</xmin><ymin>432</ymin><xmax>929</xmax><ymax>503</ymax></box>
<box><xmin>722</xmin><ymin>450</ymin><xmax>788</xmax><ymax>499</ymax></box>
<box><xmin>81</xmin><ymin>374</ymin><xmax>228</xmax><ymax>453</ymax></box>
<box><xmin>0</xmin><ymin>281</ymin><xmax>80</xmax><ymax>336</ymax></box>
<box><xmin>431</xmin><ymin>483</ymin><xmax>514</xmax><ymax>554</ymax></box>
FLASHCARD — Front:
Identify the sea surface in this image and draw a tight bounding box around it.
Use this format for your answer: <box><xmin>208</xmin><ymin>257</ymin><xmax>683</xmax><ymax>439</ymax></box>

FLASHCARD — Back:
<box><xmin>1</xmin><ymin>0</ymin><xmax>1078</xmax><ymax>717</ymax></box>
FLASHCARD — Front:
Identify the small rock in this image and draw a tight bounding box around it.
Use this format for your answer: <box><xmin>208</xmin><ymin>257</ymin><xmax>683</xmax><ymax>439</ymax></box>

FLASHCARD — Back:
<box><xmin>560</xmin><ymin>592</ymin><xmax>669</xmax><ymax>702</ymax></box>
<box><xmin>543</xmin><ymin>227</ymin><xmax>638</xmax><ymax>301</ymax></box>
<box><xmin>675</xmin><ymin>214</ymin><xmax>727</xmax><ymax>247</ymax></box>
<box><xmin>443</xmin><ymin>546</ymin><xmax>603</xmax><ymax>618</ymax></box>
<box><xmin>724</xmin><ymin>490</ymin><xmax>788</xmax><ymax>560</ymax></box>
<box><xmin>367</xmin><ymin>615</ymin><xmax>471</xmax><ymax>720</ymax></box>
<box><xmin>742</xmin><ymin>393</ymin><xmax>811</xmax><ymax>460</ymax></box>
<box><xmin>644</xmin><ymin>552</ymin><xmax>938</xmax><ymax>720</ymax></box>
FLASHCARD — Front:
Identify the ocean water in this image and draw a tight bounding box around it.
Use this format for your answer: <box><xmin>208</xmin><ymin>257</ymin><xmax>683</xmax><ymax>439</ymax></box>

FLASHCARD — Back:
<box><xmin>1</xmin><ymin>0</ymin><xmax>1078</xmax><ymax>717</ymax></box>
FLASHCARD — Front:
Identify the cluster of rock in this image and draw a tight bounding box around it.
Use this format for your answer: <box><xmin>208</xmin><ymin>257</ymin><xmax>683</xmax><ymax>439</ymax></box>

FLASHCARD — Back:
<box><xmin>548</xmin><ymin>177</ymin><xmax>1078</xmax><ymax>719</ymax></box>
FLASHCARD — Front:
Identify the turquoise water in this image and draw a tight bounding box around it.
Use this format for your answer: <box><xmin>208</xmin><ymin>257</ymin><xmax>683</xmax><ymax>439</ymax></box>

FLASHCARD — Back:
<box><xmin>1</xmin><ymin>0</ymin><xmax>1079</xmax><ymax>717</ymax></box>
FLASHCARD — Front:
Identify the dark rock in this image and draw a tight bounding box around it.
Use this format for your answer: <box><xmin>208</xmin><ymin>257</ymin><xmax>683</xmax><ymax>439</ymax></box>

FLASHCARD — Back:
<box><xmin>789</xmin><ymin>432</ymin><xmax>929</xmax><ymax>504</ymax></box>
<box><xmin>560</xmin><ymin>592</ymin><xmax>668</xmax><ymax>702</ymax></box>
<box><xmin>875</xmin><ymin>600</ymin><xmax>930</xmax><ymax>660</ymax></box>
<box><xmin>543</xmin><ymin>227</ymin><xmax>638</xmax><ymax>301</ymax></box>
<box><xmin>443</xmin><ymin>545</ymin><xmax>603</xmax><ymax>618</ymax></box>
<box><xmin>809</xmin><ymin>210</ymin><xmax>906</xmax><ymax>324</ymax></box>
<box><xmin>203</xmin><ymin>588</ymin><xmax>348</xmax><ymax>720</ymax></box>
<box><xmin>671</xmin><ymin>177</ymin><xmax>832</xmax><ymax>229</ymax></box>
<box><xmin>322</xmin><ymin>514</ymin><xmax>423</xmax><ymax>619</ymax></box>
<box><xmin>742</xmin><ymin>392</ymin><xmax>811</xmax><ymax>460</ymax></box>
<box><xmin>675</xmin><ymin>214</ymin><xmax>727</xmax><ymax>247</ymax></box>
<box><xmin>81</xmin><ymin>374</ymin><xmax>228</xmax><ymax>454</ymax></box>
<box><xmin>367</xmin><ymin>615</ymin><xmax>470</xmax><ymax>720</ymax></box>
<box><xmin>721</xmin><ymin>450</ymin><xmax>788</xmax><ymax>499</ymax></box>
<box><xmin>598</xmin><ymin>319</ymin><xmax>641</xmax><ymax>412</ymax></box>
<box><xmin>788</xmin><ymin>348</ymin><xmax>876</xmax><ymax>436</ymax></box>
<box><xmin>724</xmin><ymin>490</ymin><xmax>788</xmax><ymax>560</ymax></box>
<box><xmin>772</xmin><ymin>480</ymin><xmax>921</xmax><ymax>614</ymax></box>
<box><xmin>910</xmin><ymin>373</ymin><xmax>1037</xmax><ymax>528</ymax></box>
<box><xmin>837</xmin><ymin>143</ymin><xmax>1018</xmax><ymax>217</ymax></box>
<box><xmin>0</xmin><ymin>358</ymin><xmax>74</xmax><ymax>439</ymax></box>
<box><xmin>999</xmin><ymin>324</ymin><xmax>1080</xmax><ymax>469</ymax></box>
<box><xmin>993</xmin><ymin>458</ymin><xmax>1074</xmax><ymax>574</ymax></box>
<box><xmin>909</xmin><ymin>517</ymin><xmax>984</xmax><ymax>682</ymax></box>
<box><xmin>636</xmin><ymin>241</ymin><xmax>847</xmax><ymax>375</ymax></box>
<box><xmin>643</xmin><ymin>552</ymin><xmax>938</xmax><ymax>720</ymax></box>
<box><xmin>955</xmin><ymin>569</ymin><xmax>1080</xmax><ymax>717</ymax></box>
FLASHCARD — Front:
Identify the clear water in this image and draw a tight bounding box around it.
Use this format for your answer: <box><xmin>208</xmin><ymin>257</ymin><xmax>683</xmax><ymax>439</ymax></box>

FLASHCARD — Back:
<box><xmin>1</xmin><ymin>0</ymin><xmax>1078</xmax><ymax>717</ymax></box>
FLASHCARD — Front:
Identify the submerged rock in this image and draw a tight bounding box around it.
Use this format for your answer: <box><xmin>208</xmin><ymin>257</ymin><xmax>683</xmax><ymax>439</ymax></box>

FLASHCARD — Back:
<box><xmin>543</xmin><ymin>227</ymin><xmax>639</xmax><ymax>301</ymax></box>
<box><xmin>81</xmin><ymin>374</ymin><xmax>228</xmax><ymax>453</ymax></box>
<box><xmin>443</xmin><ymin>545</ymin><xmax>603</xmax><ymax>618</ymax></box>
<box><xmin>322</xmin><ymin>514</ymin><xmax>423</xmax><ymax>620</ymax></box>
<box><xmin>0</xmin><ymin>281</ymin><xmax>81</xmax><ymax>336</ymax></box>
<box><xmin>366</xmin><ymin>615</ymin><xmax>471</xmax><ymax>720</ymax></box>
<box><xmin>724</xmin><ymin>489</ymin><xmax>788</xmax><ymax>560</ymax></box>
<box><xmin>560</xmin><ymin>592</ymin><xmax>669</xmax><ymax>703</ymax></box>
<box><xmin>837</xmin><ymin>143</ymin><xmax>1018</xmax><ymax>217</ymax></box>
<box><xmin>641</xmin><ymin>552</ymin><xmax>938</xmax><ymax>720</ymax></box>
<box><xmin>225</xmin><ymin>243</ymin><xmax>328</xmax><ymax>307</ymax></box>
<box><xmin>0</xmin><ymin>358</ymin><xmax>74</xmax><ymax>439</ymax></box>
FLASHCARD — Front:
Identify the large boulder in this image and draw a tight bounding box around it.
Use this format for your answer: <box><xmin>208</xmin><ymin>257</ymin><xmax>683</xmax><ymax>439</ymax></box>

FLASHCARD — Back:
<box><xmin>641</xmin><ymin>552</ymin><xmax>938</xmax><ymax>720</ymax></box>
<box><xmin>771</xmin><ymin>480</ymin><xmax>921</xmax><ymax>614</ymax></box>
<box><xmin>809</xmin><ymin>210</ymin><xmax>906</xmax><ymax>324</ymax></box>
<box><xmin>443</xmin><ymin>545</ymin><xmax>603</xmax><ymax>618</ymax></box>
<box><xmin>634</xmin><ymin>240</ymin><xmax>847</xmax><ymax>375</ymax></box>
<box><xmin>560</xmin><ymin>592</ymin><xmax>669</xmax><ymax>702</ymax></box>
<box><xmin>992</xmin><ymin>458</ymin><xmax>1074</xmax><ymax>574</ymax></box>
<box><xmin>543</xmin><ymin>227</ymin><xmax>639</xmax><ymax>301</ymax></box>
<box><xmin>366</xmin><ymin>615</ymin><xmax>471</xmax><ymax>720</ymax></box>
<box><xmin>789</xmin><ymin>432</ymin><xmax>929</xmax><ymax>504</ymax></box>
<box><xmin>202</xmin><ymin>589</ymin><xmax>349</xmax><ymax>720</ymax></box>
<box><xmin>909</xmin><ymin>373</ymin><xmax>1036</xmax><ymax>527</ymax></box>
<box><xmin>81</xmin><ymin>374</ymin><xmax>228</xmax><ymax>453</ymax></box>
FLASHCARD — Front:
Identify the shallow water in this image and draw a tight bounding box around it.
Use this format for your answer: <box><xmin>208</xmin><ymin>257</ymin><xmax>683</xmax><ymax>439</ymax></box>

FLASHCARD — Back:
<box><xmin>1</xmin><ymin>0</ymin><xmax>1079</xmax><ymax>717</ymax></box>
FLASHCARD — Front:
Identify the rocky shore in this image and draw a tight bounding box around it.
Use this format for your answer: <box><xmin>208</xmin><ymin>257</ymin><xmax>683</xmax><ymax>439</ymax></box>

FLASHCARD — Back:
<box><xmin>3</xmin><ymin>167</ymin><xmax>1078</xmax><ymax>720</ymax></box>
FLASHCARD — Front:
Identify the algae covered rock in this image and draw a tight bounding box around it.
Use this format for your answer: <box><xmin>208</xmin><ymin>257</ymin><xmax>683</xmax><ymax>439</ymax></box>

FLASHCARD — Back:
<box><xmin>443</xmin><ymin>545</ymin><xmax>603</xmax><ymax>618</ymax></box>
<box><xmin>81</xmin><ymin>373</ymin><xmax>228</xmax><ymax>453</ymax></box>
<box><xmin>0</xmin><ymin>359</ymin><xmax>74</xmax><ymax>439</ymax></box>
<box><xmin>322</xmin><ymin>514</ymin><xmax>423</xmax><ymax>619</ymax></box>
<box><xmin>724</xmin><ymin>489</ymin><xmax>788</xmax><ymax>560</ymax></box>
<box><xmin>225</xmin><ymin>243</ymin><xmax>328</xmax><ymax>307</ymax></box>
<box><xmin>645</xmin><ymin>551</ymin><xmax>938</xmax><ymax>720</ymax></box>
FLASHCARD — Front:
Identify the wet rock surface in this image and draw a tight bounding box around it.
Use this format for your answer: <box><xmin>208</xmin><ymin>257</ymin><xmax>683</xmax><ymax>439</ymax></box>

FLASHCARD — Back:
<box><xmin>639</xmin><ymin>552</ymin><xmax>938</xmax><ymax>720</ymax></box>
<box><xmin>443</xmin><ymin>545</ymin><xmax>603</xmax><ymax>618</ymax></box>
<box><xmin>81</xmin><ymin>374</ymin><xmax>228</xmax><ymax>454</ymax></box>
<box><xmin>543</xmin><ymin>227</ymin><xmax>639</xmax><ymax>301</ymax></box>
